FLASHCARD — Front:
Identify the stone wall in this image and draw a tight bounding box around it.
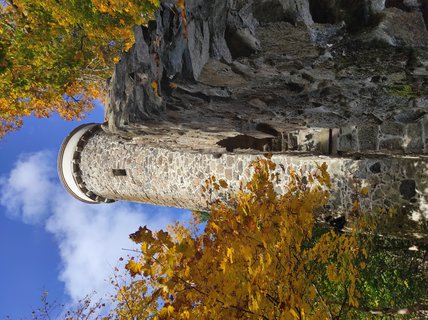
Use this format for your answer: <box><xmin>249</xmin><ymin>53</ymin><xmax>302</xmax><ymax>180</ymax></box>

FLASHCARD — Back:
<box><xmin>79</xmin><ymin>128</ymin><xmax>427</xmax><ymax>218</ymax></box>
<box><xmin>285</xmin><ymin>117</ymin><xmax>428</xmax><ymax>154</ymax></box>
<box><xmin>338</xmin><ymin>119</ymin><xmax>428</xmax><ymax>153</ymax></box>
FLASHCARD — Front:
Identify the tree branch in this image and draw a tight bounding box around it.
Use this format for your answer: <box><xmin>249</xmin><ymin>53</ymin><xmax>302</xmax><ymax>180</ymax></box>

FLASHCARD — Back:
<box><xmin>328</xmin><ymin>300</ymin><xmax>428</xmax><ymax>316</ymax></box>
<box><xmin>312</xmin><ymin>283</ymin><xmax>334</xmax><ymax>320</ymax></box>
<box><xmin>173</xmin><ymin>274</ymin><xmax>269</xmax><ymax>320</ymax></box>
<box><xmin>336</xmin><ymin>284</ymin><xmax>348</xmax><ymax>320</ymax></box>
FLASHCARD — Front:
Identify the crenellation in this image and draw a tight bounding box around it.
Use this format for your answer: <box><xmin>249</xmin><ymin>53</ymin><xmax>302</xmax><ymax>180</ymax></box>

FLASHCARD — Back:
<box><xmin>357</xmin><ymin>126</ymin><xmax>378</xmax><ymax>151</ymax></box>
<box><xmin>406</xmin><ymin>122</ymin><xmax>424</xmax><ymax>152</ymax></box>
<box><xmin>380</xmin><ymin>122</ymin><xmax>405</xmax><ymax>136</ymax></box>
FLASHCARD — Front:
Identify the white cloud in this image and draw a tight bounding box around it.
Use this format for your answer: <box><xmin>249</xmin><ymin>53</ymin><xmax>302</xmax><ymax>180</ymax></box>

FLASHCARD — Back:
<box><xmin>0</xmin><ymin>151</ymin><xmax>55</xmax><ymax>224</ymax></box>
<box><xmin>0</xmin><ymin>151</ymin><xmax>191</xmax><ymax>302</ymax></box>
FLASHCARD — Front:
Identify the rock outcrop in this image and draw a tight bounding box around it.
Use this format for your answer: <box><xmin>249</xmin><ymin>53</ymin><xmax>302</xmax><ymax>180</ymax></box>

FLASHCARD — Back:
<box><xmin>105</xmin><ymin>0</ymin><xmax>427</xmax><ymax>157</ymax></box>
<box><xmin>98</xmin><ymin>0</ymin><xmax>428</xmax><ymax>226</ymax></box>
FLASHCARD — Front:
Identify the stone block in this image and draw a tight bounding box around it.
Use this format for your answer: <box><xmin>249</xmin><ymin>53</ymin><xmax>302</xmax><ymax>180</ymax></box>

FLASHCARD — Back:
<box><xmin>379</xmin><ymin>138</ymin><xmax>404</xmax><ymax>151</ymax></box>
<box><xmin>364</xmin><ymin>8</ymin><xmax>428</xmax><ymax>47</ymax></box>
<box><xmin>340</xmin><ymin>126</ymin><xmax>356</xmax><ymax>136</ymax></box>
<box><xmin>369</xmin><ymin>162</ymin><xmax>382</xmax><ymax>174</ymax></box>
<box><xmin>405</xmin><ymin>123</ymin><xmax>423</xmax><ymax>152</ymax></box>
<box><xmin>358</xmin><ymin>125</ymin><xmax>378</xmax><ymax>151</ymax></box>
<box><xmin>225</xmin><ymin>169</ymin><xmax>233</xmax><ymax>180</ymax></box>
<box><xmin>338</xmin><ymin>133</ymin><xmax>358</xmax><ymax>152</ymax></box>
<box><xmin>238</xmin><ymin>161</ymin><xmax>243</xmax><ymax>172</ymax></box>
<box><xmin>379</xmin><ymin>122</ymin><xmax>405</xmax><ymax>137</ymax></box>
<box><xmin>226</xmin><ymin>155</ymin><xmax>235</xmax><ymax>167</ymax></box>
<box><xmin>370</xmin><ymin>0</ymin><xmax>385</xmax><ymax>13</ymax></box>
<box><xmin>399</xmin><ymin>179</ymin><xmax>416</xmax><ymax>200</ymax></box>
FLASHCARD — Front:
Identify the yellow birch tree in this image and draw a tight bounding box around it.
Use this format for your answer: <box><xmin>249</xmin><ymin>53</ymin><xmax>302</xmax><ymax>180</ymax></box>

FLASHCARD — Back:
<box><xmin>116</xmin><ymin>159</ymin><xmax>374</xmax><ymax>319</ymax></box>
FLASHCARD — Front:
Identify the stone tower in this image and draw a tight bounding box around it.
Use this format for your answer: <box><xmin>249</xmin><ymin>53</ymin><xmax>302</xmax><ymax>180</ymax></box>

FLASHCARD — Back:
<box><xmin>58</xmin><ymin>122</ymin><xmax>427</xmax><ymax>216</ymax></box>
<box><xmin>58</xmin><ymin>0</ymin><xmax>428</xmax><ymax>216</ymax></box>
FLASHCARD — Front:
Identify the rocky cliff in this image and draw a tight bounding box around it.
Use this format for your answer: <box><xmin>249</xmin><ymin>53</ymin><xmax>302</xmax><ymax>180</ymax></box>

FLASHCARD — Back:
<box><xmin>104</xmin><ymin>0</ymin><xmax>428</xmax><ymax>156</ymax></box>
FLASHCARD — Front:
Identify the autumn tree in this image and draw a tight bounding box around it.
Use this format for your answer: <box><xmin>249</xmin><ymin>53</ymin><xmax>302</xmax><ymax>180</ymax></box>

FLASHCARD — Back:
<box><xmin>114</xmin><ymin>159</ymin><xmax>376</xmax><ymax>319</ymax></box>
<box><xmin>26</xmin><ymin>160</ymin><xmax>427</xmax><ymax>319</ymax></box>
<box><xmin>0</xmin><ymin>0</ymin><xmax>160</xmax><ymax>138</ymax></box>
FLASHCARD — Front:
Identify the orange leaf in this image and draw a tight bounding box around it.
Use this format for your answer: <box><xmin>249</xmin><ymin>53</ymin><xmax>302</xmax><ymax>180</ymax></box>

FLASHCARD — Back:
<box><xmin>218</xmin><ymin>179</ymin><xmax>228</xmax><ymax>188</ymax></box>
<box><xmin>151</xmin><ymin>80</ymin><xmax>159</xmax><ymax>97</ymax></box>
<box><xmin>125</xmin><ymin>260</ymin><xmax>143</xmax><ymax>277</ymax></box>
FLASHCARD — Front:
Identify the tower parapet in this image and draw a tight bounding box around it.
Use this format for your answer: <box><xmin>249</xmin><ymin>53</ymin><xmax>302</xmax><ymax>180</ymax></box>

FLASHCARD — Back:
<box><xmin>58</xmin><ymin>123</ymin><xmax>115</xmax><ymax>204</ymax></box>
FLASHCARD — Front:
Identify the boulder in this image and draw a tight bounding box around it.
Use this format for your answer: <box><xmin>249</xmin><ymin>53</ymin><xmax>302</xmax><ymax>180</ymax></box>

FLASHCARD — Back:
<box><xmin>363</xmin><ymin>7</ymin><xmax>428</xmax><ymax>47</ymax></box>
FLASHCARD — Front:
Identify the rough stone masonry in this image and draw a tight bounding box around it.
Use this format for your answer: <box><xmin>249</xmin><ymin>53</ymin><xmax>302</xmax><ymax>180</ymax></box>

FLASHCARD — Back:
<box><xmin>78</xmin><ymin>127</ymin><xmax>427</xmax><ymax>218</ymax></box>
<box><xmin>59</xmin><ymin>1</ymin><xmax>428</xmax><ymax>228</ymax></box>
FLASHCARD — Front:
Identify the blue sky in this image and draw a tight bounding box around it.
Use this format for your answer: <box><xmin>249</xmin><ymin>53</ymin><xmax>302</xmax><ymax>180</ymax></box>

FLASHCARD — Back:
<box><xmin>0</xmin><ymin>103</ymin><xmax>189</xmax><ymax>318</ymax></box>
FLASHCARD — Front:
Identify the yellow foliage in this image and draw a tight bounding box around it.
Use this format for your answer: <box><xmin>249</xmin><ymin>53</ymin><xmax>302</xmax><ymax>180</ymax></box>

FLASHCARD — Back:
<box><xmin>176</xmin><ymin>0</ymin><xmax>188</xmax><ymax>38</ymax></box>
<box><xmin>125</xmin><ymin>260</ymin><xmax>143</xmax><ymax>277</ymax></box>
<box><xmin>360</xmin><ymin>186</ymin><xmax>369</xmax><ymax>195</ymax></box>
<box><xmin>115</xmin><ymin>159</ymin><xmax>373</xmax><ymax>319</ymax></box>
<box><xmin>151</xmin><ymin>80</ymin><xmax>160</xmax><ymax>97</ymax></box>
<box><xmin>0</xmin><ymin>0</ymin><xmax>161</xmax><ymax>138</ymax></box>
